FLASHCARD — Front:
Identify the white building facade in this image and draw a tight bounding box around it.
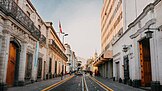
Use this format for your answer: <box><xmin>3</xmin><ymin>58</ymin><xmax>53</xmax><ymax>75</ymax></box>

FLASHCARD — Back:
<box><xmin>112</xmin><ymin>0</ymin><xmax>162</xmax><ymax>90</ymax></box>
<box><xmin>64</xmin><ymin>43</ymin><xmax>77</xmax><ymax>73</ymax></box>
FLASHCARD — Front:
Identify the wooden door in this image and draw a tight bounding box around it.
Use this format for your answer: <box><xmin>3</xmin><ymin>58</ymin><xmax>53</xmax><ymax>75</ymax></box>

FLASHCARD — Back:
<box><xmin>139</xmin><ymin>39</ymin><xmax>152</xmax><ymax>86</ymax></box>
<box><xmin>6</xmin><ymin>43</ymin><xmax>17</xmax><ymax>86</ymax></box>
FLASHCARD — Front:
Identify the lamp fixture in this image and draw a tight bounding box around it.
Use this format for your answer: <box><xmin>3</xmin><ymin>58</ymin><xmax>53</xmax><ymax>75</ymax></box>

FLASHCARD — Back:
<box><xmin>145</xmin><ymin>30</ymin><xmax>153</xmax><ymax>39</ymax></box>
<box><xmin>145</xmin><ymin>28</ymin><xmax>160</xmax><ymax>39</ymax></box>
<box><xmin>122</xmin><ymin>45</ymin><xmax>132</xmax><ymax>53</ymax></box>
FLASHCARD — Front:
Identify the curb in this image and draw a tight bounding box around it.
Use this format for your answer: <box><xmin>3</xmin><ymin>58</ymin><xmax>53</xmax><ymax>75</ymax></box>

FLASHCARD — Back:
<box><xmin>41</xmin><ymin>75</ymin><xmax>74</xmax><ymax>91</ymax></box>
<box><xmin>89</xmin><ymin>76</ymin><xmax>113</xmax><ymax>91</ymax></box>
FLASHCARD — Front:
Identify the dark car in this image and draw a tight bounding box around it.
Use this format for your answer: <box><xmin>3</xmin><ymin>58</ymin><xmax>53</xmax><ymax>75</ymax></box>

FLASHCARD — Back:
<box><xmin>75</xmin><ymin>71</ymin><xmax>83</xmax><ymax>76</ymax></box>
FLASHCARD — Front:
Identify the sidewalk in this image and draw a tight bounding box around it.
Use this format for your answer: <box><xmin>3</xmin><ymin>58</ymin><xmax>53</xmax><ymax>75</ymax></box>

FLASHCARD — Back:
<box><xmin>8</xmin><ymin>75</ymin><xmax>70</xmax><ymax>91</ymax></box>
<box><xmin>94</xmin><ymin>76</ymin><xmax>146</xmax><ymax>91</ymax></box>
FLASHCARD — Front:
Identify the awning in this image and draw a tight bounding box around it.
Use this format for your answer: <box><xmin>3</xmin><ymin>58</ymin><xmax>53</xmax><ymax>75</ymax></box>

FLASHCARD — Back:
<box><xmin>93</xmin><ymin>50</ymin><xmax>112</xmax><ymax>66</ymax></box>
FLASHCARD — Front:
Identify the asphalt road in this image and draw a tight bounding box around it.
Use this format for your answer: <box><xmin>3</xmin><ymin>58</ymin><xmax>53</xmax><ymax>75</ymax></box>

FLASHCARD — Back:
<box><xmin>50</xmin><ymin>74</ymin><xmax>106</xmax><ymax>91</ymax></box>
<box><xmin>50</xmin><ymin>75</ymin><xmax>82</xmax><ymax>91</ymax></box>
<box><xmin>85</xmin><ymin>75</ymin><xmax>106</xmax><ymax>91</ymax></box>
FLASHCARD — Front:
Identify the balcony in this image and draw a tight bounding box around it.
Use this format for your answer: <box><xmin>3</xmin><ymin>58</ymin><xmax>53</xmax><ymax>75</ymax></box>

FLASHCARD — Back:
<box><xmin>49</xmin><ymin>39</ymin><xmax>67</xmax><ymax>61</ymax></box>
<box><xmin>0</xmin><ymin>0</ymin><xmax>41</xmax><ymax>40</ymax></box>
<box><xmin>40</xmin><ymin>34</ymin><xmax>46</xmax><ymax>46</ymax></box>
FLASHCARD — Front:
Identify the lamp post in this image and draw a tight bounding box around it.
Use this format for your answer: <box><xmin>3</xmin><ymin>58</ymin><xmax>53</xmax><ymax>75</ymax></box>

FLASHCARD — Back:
<box><xmin>62</xmin><ymin>33</ymin><xmax>68</xmax><ymax>44</ymax></box>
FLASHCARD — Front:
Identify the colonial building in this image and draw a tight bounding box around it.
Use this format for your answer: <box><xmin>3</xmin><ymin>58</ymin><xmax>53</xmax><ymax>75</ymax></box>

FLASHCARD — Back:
<box><xmin>111</xmin><ymin>0</ymin><xmax>162</xmax><ymax>90</ymax></box>
<box><xmin>64</xmin><ymin>43</ymin><xmax>77</xmax><ymax>73</ymax></box>
<box><xmin>0</xmin><ymin>0</ymin><xmax>68</xmax><ymax>90</ymax></box>
<box><xmin>0</xmin><ymin>0</ymin><xmax>41</xmax><ymax>89</ymax></box>
<box><xmin>86</xmin><ymin>52</ymin><xmax>98</xmax><ymax>73</ymax></box>
<box><xmin>46</xmin><ymin>22</ymin><xmax>67</xmax><ymax>78</ymax></box>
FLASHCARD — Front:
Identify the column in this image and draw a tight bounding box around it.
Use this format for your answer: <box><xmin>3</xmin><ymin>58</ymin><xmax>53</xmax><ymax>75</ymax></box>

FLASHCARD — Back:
<box><xmin>18</xmin><ymin>42</ymin><xmax>27</xmax><ymax>86</ymax></box>
<box><xmin>31</xmin><ymin>50</ymin><xmax>36</xmax><ymax>81</ymax></box>
<box><xmin>0</xmin><ymin>30</ymin><xmax>10</xmax><ymax>90</ymax></box>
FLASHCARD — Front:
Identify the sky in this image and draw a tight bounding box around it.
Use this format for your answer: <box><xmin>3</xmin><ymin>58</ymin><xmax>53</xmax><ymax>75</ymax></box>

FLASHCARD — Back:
<box><xmin>31</xmin><ymin>0</ymin><xmax>103</xmax><ymax>59</ymax></box>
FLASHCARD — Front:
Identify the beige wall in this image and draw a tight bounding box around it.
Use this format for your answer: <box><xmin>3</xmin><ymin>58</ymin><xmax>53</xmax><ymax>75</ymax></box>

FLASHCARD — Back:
<box><xmin>101</xmin><ymin>0</ymin><xmax>123</xmax><ymax>51</ymax></box>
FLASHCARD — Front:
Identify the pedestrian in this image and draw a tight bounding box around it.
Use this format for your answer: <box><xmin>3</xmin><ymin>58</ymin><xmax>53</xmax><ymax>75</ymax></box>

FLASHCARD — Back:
<box><xmin>69</xmin><ymin>70</ymin><xmax>72</xmax><ymax>75</ymax></box>
<box><xmin>61</xmin><ymin>71</ymin><xmax>63</xmax><ymax>80</ymax></box>
<box><xmin>90</xmin><ymin>71</ymin><xmax>92</xmax><ymax>76</ymax></box>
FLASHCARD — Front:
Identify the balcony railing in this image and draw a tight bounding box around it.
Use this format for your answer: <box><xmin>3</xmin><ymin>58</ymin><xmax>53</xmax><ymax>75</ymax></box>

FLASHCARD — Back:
<box><xmin>0</xmin><ymin>0</ymin><xmax>41</xmax><ymax>40</ymax></box>
<box><xmin>40</xmin><ymin>34</ymin><xmax>46</xmax><ymax>45</ymax></box>
<box><xmin>49</xmin><ymin>39</ymin><xmax>67</xmax><ymax>61</ymax></box>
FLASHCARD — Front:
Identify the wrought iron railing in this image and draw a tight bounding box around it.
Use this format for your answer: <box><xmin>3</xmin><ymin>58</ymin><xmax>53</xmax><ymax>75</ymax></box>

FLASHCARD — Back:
<box><xmin>0</xmin><ymin>0</ymin><xmax>41</xmax><ymax>40</ymax></box>
<box><xmin>49</xmin><ymin>39</ymin><xmax>67</xmax><ymax>61</ymax></box>
<box><xmin>40</xmin><ymin>34</ymin><xmax>46</xmax><ymax>44</ymax></box>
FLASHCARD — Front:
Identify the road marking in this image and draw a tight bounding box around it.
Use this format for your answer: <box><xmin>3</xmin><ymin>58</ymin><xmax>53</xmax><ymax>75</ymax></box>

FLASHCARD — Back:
<box><xmin>82</xmin><ymin>74</ymin><xmax>89</xmax><ymax>91</ymax></box>
<box><xmin>83</xmin><ymin>75</ymin><xmax>89</xmax><ymax>91</ymax></box>
<box><xmin>41</xmin><ymin>75</ymin><xmax>74</xmax><ymax>91</ymax></box>
<box><xmin>82</xmin><ymin>76</ymin><xmax>84</xmax><ymax>91</ymax></box>
<box><xmin>89</xmin><ymin>76</ymin><xmax>113</xmax><ymax>91</ymax></box>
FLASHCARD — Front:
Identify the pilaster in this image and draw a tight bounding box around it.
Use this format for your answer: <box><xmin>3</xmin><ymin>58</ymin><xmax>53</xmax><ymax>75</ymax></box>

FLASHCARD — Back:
<box><xmin>0</xmin><ymin>29</ymin><xmax>10</xmax><ymax>90</ymax></box>
<box><xmin>18</xmin><ymin>42</ymin><xmax>27</xmax><ymax>86</ymax></box>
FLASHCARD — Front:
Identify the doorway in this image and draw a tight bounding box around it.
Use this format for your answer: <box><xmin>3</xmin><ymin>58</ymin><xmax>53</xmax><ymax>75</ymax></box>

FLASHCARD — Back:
<box><xmin>25</xmin><ymin>53</ymin><xmax>33</xmax><ymax>81</ymax></box>
<box><xmin>43</xmin><ymin>61</ymin><xmax>46</xmax><ymax>80</ymax></box>
<box><xmin>49</xmin><ymin>58</ymin><xmax>52</xmax><ymax>78</ymax></box>
<box><xmin>37</xmin><ymin>58</ymin><xmax>42</xmax><ymax>79</ymax></box>
<box><xmin>139</xmin><ymin>38</ymin><xmax>152</xmax><ymax>86</ymax></box>
<box><xmin>55</xmin><ymin>61</ymin><xmax>57</xmax><ymax>75</ymax></box>
<box><xmin>6</xmin><ymin>41</ymin><xmax>20</xmax><ymax>86</ymax></box>
<box><xmin>123</xmin><ymin>55</ymin><xmax>130</xmax><ymax>83</ymax></box>
<box><xmin>116</xmin><ymin>62</ymin><xmax>120</xmax><ymax>80</ymax></box>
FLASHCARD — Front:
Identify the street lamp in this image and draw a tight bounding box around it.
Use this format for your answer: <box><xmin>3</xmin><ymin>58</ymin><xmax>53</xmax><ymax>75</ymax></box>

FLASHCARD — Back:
<box><xmin>62</xmin><ymin>33</ymin><xmax>68</xmax><ymax>44</ymax></box>
<box><xmin>122</xmin><ymin>45</ymin><xmax>132</xmax><ymax>53</ymax></box>
<box><xmin>145</xmin><ymin>28</ymin><xmax>160</xmax><ymax>39</ymax></box>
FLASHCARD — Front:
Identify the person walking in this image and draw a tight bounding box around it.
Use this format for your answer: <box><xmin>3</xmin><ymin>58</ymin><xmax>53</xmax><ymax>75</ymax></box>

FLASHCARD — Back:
<box><xmin>61</xmin><ymin>71</ymin><xmax>63</xmax><ymax>80</ymax></box>
<box><xmin>69</xmin><ymin>70</ymin><xmax>72</xmax><ymax>75</ymax></box>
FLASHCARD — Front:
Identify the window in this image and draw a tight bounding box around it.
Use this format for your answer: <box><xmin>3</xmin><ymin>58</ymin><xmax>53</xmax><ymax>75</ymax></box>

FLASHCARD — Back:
<box><xmin>49</xmin><ymin>58</ymin><xmax>52</xmax><ymax>73</ymax></box>
<box><xmin>38</xmin><ymin>25</ymin><xmax>41</xmax><ymax>30</ymax></box>
<box><xmin>26</xmin><ymin>11</ymin><xmax>30</xmax><ymax>17</ymax></box>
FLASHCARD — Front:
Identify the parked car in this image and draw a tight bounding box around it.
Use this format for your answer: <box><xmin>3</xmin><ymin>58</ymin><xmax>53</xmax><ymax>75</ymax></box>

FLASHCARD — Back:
<box><xmin>75</xmin><ymin>71</ymin><xmax>83</xmax><ymax>76</ymax></box>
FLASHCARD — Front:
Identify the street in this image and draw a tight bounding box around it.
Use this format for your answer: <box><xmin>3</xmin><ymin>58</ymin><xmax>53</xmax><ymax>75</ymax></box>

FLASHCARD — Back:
<box><xmin>8</xmin><ymin>74</ymin><xmax>145</xmax><ymax>91</ymax></box>
<box><xmin>1</xmin><ymin>0</ymin><xmax>161</xmax><ymax>91</ymax></box>
<box><xmin>49</xmin><ymin>74</ymin><xmax>107</xmax><ymax>91</ymax></box>
<box><xmin>50</xmin><ymin>75</ymin><xmax>82</xmax><ymax>91</ymax></box>
<box><xmin>85</xmin><ymin>75</ymin><xmax>106</xmax><ymax>91</ymax></box>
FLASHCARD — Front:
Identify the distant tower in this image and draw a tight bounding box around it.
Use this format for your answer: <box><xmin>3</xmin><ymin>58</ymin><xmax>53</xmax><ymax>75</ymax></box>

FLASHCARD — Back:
<box><xmin>93</xmin><ymin>50</ymin><xmax>98</xmax><ymax>60</ymax></box>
